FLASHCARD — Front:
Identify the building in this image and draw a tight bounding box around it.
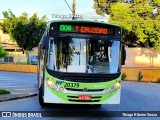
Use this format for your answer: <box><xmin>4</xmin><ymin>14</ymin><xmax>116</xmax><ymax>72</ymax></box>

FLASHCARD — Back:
<box><xmin>0</xmin><ymin>19</ymin><xmax>37</xmax><ymax>63</ymax></box>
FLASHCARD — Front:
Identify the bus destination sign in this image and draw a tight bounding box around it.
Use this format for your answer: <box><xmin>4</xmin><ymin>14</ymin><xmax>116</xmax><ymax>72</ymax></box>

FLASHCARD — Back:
<box><xmin>59</xmin><ymin>24</ymin><xmax>113</xmax><ymax>35</ymax></box>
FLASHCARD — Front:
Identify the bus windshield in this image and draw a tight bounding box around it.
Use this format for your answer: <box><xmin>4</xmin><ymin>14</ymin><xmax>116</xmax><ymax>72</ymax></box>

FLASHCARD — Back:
<box><xmin>47</xmin><ymin>37</ymin><xmax>120</xmax><ymax>74</ymax></box>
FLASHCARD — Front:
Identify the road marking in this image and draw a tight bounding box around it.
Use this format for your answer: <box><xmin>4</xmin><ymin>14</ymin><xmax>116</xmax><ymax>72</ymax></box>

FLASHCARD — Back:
<box><xmin>0</xmin><ymin>78</ymin><xmax>14</xmax><ymax>80</ymax></box>
<box><xmin>0</xmin><ymin>82</ymin><xmax>21</xmax><ymax>84</ymax></box>
<box><xmin>14</xmin><ymin>88</ymin><xmax>38</xmax><ymax>90</ymax></box>
<box><xmin>0</xmin><ymin>77</ymin><xmax>11</xmax><ymax>79</ymax></box>
<box><xmin>0</xmin><ymin>83</ymin><xmax>30</xmax><ymax>85</ymax></box>
<box><xmin>11</xmin><ymin>92</ymin><xmax>38</xmax><ymax>94</ymax></box>
<box><xmin>0</xmin><ymin>85</ymin><xmax>36</xmax><ymax>88</ymax></box>
<box><xmin>0</xmin><ymin>82</ymin><xmax>36</xmax><ymax>84</ymax></box>
<box><xmin>11</xmin><ymin>93</ymin><xmax>25</xmax><ymax>94</ymax></box>
<box><xmin>0</xmin><ymin>81</ymin><xmax>20</xmax><ymax>83</ymax></box>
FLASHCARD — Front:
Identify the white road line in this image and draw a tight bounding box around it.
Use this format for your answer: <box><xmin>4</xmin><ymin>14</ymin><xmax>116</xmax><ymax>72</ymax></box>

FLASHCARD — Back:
<box><xmin>0</xmin><ymin>77</ymin><xmax>14</xmax><ymax>79</ymax></box>
<box><xmin>0</xmin><ymin>79</ymin><xmax>14</xmax><ymax>81</ymax></box>
<box><xmin>0</xmin><ymin>83</ymin><xmax>23</xmax><ymax>85</ymax></box>
<box><xmin>0</xmin><ymin>81</ymin><xmax>20</xmax><ymax>83</ymax></box>
<box><xmin>0</xmin><ymin>77</ymin><xmax>11</xmax><ymax>78</ymax></box>
<box><xmin>0</xmin><ymin>81</ymin><xmax>35</xmax><ymax>83</ymax></box>
<box><xmin>11</xmin><ymin>93</ymin><xmax>30</xmax><ymax>94</ymax></box>
<box><xmin>11</xmin><ymin>92</ymin><xmax>38</xmax><ymax>94</ymax></box>
<box><xmin>14</xmin><ymin>88</ymin><xmax>38</xmax><ymax>90</ymax></box>
<box><xmin>0</xmin><ymin>85</ymin><xmax>36</xmax><ymax>88</ymax></box>
<box><xmin>0</xmin><ymin>82</ymin><xmax>20</xmax><ymax>84</ymax></box>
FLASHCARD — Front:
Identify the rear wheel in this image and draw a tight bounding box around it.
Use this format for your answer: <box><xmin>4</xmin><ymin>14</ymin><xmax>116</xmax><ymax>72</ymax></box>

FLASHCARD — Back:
<box><xmin>39</xmin><ymin>85</ymin><xmax>46</xmax><ymax>107</ymax></box>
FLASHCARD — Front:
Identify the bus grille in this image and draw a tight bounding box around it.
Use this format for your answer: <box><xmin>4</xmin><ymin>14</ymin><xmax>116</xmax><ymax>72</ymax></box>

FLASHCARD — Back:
<box><xmin>68</xmin><ymin>100</ymin><xmax>100</xmax><ymax>102</ymax></box>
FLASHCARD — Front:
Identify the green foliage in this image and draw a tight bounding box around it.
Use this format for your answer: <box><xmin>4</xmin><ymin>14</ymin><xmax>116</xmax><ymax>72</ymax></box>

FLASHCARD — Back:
<box><xmin>93</xmin><ymin>0</ymin><xmax>160</xmax><ymax>49</ymax></box>
<box><xmin>0</xmin><ymin>9</ymin><xmax>47</xmax><ymax>63</ymax></box>
<box><xmin>12</xmin><ymin>13</ymin><xmax>47</xmax><ymax>51</ymax></box>
<box><xmin>0</xmin><ymin>44</ymin><xmax>8</xmax><ymax>59</ymax></box>
<box><xmin>157</xmin><ymin>78</ymin><xmax>160</xmax><ymax>83</ymax></box>
<box><xmin>0</xmin><ymin>89</ymin><xmax>10</xmax><ymax>95</ymax></box>
<box><xmin>0</xmin><ymin>10</ymin><xmax>47</xmax><ymax>51</ymax></box>
<box><xmin>0</xmin><ymin>10</ymin><xmax>17</xmax><ymax>41</ymax></box>
<box><xmin>122</xmin><ymin>73</ymin><xmax>127</xmax><ymax>80</ymax></box>
<box><xmin>138</xmin><ymin>71</ymin><xmax>143</xmax><ymax>82</ymax></box>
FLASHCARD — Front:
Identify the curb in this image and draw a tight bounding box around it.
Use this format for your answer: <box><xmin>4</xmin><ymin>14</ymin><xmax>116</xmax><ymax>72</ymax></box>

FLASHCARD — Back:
<box><xmin>0</xmin><ymin>93</ymin><xmax>38</xmax><ymax>102</ymax></box>
<box><xmin>148</xmin><ymin>83</ymin><xmax>160</xmax><ymax>88</ymax></box>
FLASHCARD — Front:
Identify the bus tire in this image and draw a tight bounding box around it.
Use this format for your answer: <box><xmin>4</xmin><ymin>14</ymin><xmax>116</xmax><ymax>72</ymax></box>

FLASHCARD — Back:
<box><xmin>39</xmin><ymin>85</ymin><xmax>46</xmax><ymax>107</ymax></box>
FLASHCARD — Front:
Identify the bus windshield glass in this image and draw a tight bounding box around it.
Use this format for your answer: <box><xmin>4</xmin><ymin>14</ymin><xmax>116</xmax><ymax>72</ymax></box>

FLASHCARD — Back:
<box><xmin>47</xmin><ymin>37</ymin><xmax>120</xmax><ymax>74</ymax></box>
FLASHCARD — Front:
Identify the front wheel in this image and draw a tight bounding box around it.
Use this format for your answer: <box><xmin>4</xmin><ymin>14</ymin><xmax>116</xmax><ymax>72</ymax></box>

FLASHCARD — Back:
<box><xmin>39</xmin><ymin>85</ymin><xmax>46</xmax><ymax>107</ymax></box>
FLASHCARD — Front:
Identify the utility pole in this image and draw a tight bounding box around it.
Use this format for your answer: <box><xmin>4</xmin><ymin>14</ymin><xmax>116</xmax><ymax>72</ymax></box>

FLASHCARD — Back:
<box><xmin>72</xmin><ymin>0</ymin><xmax>76</xmax><ymax>19</ymax></box>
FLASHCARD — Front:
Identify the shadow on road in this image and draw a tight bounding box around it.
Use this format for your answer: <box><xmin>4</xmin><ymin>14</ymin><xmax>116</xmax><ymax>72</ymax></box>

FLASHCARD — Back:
<box><xmin>39</xmin><ymin>104</ymin><xmax>117</xmax><ymax>118</ymax></box>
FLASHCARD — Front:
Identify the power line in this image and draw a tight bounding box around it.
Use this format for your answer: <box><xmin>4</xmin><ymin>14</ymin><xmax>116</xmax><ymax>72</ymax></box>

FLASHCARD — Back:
<box><xmin>63</xmin><ymin>0</ymin><xmax>73</xmax><ymax>13</ymax></box>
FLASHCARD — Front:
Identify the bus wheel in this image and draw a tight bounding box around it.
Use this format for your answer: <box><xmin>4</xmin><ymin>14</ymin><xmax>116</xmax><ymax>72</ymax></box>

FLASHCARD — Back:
<box><xmin>39</xmin><ymin>85</ymin><xmax>46</xmax><ymax>107</ymax></box>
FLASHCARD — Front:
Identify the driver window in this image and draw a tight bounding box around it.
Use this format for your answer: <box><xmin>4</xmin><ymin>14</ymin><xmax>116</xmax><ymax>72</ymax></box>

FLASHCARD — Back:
<box><xmin>88</xmin><ymin>39</ymin><xmax>112</xmax><ymax>64</ymax></box>
<box><xmin>87</xmin><ymin>39</ymin><xmax>113</xmax><ymax>73</ymax></box>
<box><xmin>95</xmin><ymin>39</ymin><xmax>111</xmax><ymax>62</ymax></box>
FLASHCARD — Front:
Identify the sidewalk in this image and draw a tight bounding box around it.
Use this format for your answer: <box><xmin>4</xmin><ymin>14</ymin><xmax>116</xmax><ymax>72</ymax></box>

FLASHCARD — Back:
<box><xmin>0</xmin><ymin>89</ymin><xmax>38</xmax><ymax>102</ymax></box>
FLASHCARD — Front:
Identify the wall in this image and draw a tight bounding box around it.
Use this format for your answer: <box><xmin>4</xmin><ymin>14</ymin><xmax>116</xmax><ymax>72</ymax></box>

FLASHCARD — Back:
<box><xmin>121</xmin><ymin>47</ymin><xmax>160</xmax><ymax>82</ymax></box>
<box><xmin>0</xmin><ymin>64</ymin><xmax>37</xmax><ymax>73</ymax></box>
<box><xmin>122</xmin><ymin>67</ymin><xmax>160</xmax><ymax>82</ymax></box>
<box><xmin>123</xmin><ymin>47</ymin><xmax>160</xmax><ymax>67</ymax></box>
<box><xmin>0</xmin><ymin>19</ymin><xmax>38</xmax><ymax>63</ymax></box>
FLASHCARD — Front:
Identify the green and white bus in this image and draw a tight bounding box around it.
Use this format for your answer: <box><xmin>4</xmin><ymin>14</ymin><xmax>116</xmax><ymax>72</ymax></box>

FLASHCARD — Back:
<box><xmin>37</xmin><ymin>20</ymin><xmax>126</xmax><ymax>107</ymax></box>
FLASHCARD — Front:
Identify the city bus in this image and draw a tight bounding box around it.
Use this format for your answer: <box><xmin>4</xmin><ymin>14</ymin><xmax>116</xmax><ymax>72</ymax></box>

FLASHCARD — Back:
<box><xmin>37</xmin><ymin>20</ymin><xmax>126</xmax><ymax>107</ymax></box>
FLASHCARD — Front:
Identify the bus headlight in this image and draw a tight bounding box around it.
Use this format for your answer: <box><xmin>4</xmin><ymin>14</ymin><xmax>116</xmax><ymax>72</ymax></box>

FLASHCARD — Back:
<box><xmin>115</xmin><ymin>82</ymin><xmax>121</xmax><ymax>88</ymax></box>
<box><xmin>47</xmin><ymin>79</ymin><xmax>53</xmax><ymax>87</ymax></box>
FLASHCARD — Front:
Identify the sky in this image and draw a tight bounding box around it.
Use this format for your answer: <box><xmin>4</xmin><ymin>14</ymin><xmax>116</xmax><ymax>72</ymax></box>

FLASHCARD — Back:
<box><xmin>0</xmin><ymin>0</ymin><xmax>109</xmax><ymax>21</ymax></box>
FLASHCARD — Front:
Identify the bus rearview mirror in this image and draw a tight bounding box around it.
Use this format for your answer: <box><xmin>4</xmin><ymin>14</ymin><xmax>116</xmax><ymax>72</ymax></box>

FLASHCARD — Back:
<box><xmin>121</xmin><ymin>45</ymin><xmax>126</xmax><ymax>65</ymax></box>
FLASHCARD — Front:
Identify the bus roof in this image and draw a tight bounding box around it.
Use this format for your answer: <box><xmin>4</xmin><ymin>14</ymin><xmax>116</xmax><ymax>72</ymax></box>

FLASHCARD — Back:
<box><xmin>48</xmin><ymin>19</ymin><xmax>121</xmax><ymax>28</ymax></box>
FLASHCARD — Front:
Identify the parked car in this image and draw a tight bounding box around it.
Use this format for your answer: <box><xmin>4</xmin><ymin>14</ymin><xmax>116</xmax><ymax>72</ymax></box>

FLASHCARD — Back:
<box><xmin>29</xmin><ymin>56</ymin><xmax>38</xmax><ymax>65</ymax></box>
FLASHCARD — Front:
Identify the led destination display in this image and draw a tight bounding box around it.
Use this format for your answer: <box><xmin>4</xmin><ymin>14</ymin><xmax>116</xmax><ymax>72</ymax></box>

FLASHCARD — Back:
<box><xmin>59</xmin><ymin>24</ymin><xmax>114</xmax><ymax>35</ymax></box>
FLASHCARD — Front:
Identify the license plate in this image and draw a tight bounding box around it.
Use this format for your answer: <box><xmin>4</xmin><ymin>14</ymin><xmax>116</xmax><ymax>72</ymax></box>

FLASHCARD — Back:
<box><xmin>78</xmin><ymin>95</ymin><xmax>92</xmax><ymax>100</ymax></box>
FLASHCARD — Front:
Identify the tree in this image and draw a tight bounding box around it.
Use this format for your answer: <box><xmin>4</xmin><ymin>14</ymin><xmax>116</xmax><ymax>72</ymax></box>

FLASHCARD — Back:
<box><xmin>139</xmin><ymin>48</ymin><xmax>159</xmax><ymax>67</ymax></box>
<box><xmin>93</xmin><ymin>0</ymin><xmax>160</xmax><ymax>49</ymax></box>
<box><xmin>0</xmin><ymin>10</ymin><xmax>47</xmax><ymax>63</ymax></box>
<box><xmin>0</xmin><ymin>44</ymin><xmax>8</xmax><ymax>59</ymax></box>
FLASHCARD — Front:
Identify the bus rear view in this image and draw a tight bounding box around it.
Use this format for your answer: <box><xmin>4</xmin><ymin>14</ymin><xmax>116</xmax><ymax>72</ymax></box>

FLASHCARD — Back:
<box><xmin>37</xmin><ymin>20</ymin><xmax>126</xmax><ymax>107</ymax></box>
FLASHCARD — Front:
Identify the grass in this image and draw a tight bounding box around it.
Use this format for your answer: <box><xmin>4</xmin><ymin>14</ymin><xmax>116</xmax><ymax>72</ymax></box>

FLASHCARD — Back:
<box><xmin>157</xmin><ymin>78</ymin><xmax>160</xmax><ymax>83</ymax></box>
<box><xmin>122</xmin><ymin>73</ymin><xmax>127</xmax><ymax>80</ymax></box>
<box><xmin>0</xmin><ymin>89</ymin><xmax>10</xmax><ymax>95</ymax></box>
<box><xmin>138</xmin><ymin>71</ymin><xmax>143</xmax><ymax>82</ymax></box>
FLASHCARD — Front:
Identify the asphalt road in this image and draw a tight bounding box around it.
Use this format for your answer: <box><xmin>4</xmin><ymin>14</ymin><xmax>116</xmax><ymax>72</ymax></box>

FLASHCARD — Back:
<box><xmin>0</xmin><ymin>71</ymin><xmax>38</xmax><ymax>94</ymax></box>
<box><xmin>0</xmin><ymin>71</ymin><xmax>160</xmax><ymax>120</ymax></box>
